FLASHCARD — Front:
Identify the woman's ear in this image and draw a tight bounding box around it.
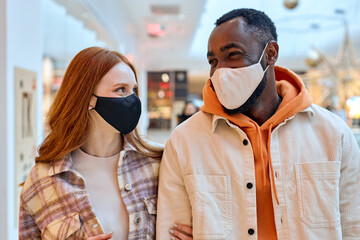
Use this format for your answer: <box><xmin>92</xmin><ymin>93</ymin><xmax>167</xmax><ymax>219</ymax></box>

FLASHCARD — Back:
<box><xmin>266</xmin><ymin>41</ymin><xmax>279</xmax><ymax>65</ymax></box>
<box><xmin>89</xmin><ymin>95</ymin><xmax>97</xmax><ymax>110</ymax></box>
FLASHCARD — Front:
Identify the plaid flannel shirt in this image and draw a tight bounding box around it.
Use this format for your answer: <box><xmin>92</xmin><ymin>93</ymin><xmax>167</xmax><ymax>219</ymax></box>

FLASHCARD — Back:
<box><xmin>19</xmin><ymin>143</ymin><xmax>160</xmax><ymax>240</ymax></box>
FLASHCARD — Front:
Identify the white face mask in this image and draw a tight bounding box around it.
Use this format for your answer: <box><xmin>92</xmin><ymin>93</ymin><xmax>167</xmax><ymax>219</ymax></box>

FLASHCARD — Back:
<box><xmin>210</xmin><ymin>43</ymin><xmax>269</xmax><ymax>110</ymax></box>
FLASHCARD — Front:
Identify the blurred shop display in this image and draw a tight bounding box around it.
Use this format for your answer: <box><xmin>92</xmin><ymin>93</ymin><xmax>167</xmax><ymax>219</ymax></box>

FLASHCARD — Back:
<box><xmin>148</xmin><ymin>71</ymin><xmax>192</xmax><ymax>129</ymax></box>
<box><xmin>42</xmin><ymin>57</ymin><xmax>56</xmax><ymax>124</ymax></box>
<box><xmin>301</xmin><ymin>21</ymin><xmax>360</xmax><ymax>126</ymax></box>
<box><xmin>42</xmin><ymin>57</ymin><xmax>64</xmax><ymax>135</ymax></box>
<box><xmin>41</xmin><ymin>0</ymin><xmax>117</xmax><ymax>134</ymax></box>
<box><xmin>351</xmin><ymin>128</ymin><xmax>360</xmax><ymax>149</ymax></box>
<box><xmin>177</xmin><ymin>100</ymin><xmax>200</xmax><ymax>125</ymax></box>
<box><xmin>346</xmin><ymin>96</ymin><xmax>360</xmax><ymax>127</ymax></box>
<box><xmin>14</xmin><ymin>67</ymin><xmax>38</xmax><ymax>225</ymax></box>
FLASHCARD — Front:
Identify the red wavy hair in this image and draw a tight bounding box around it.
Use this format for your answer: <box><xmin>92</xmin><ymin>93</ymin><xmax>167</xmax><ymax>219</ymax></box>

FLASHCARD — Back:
<box><xmin>36</xmin><ymin>47</ymin><xmax>162</xmax><ymax>163</ymax></box>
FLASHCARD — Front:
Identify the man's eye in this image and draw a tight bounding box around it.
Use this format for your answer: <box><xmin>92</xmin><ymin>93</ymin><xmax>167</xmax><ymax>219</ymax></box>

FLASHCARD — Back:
<box><xmin>133</xmin><ymin>87</ymin><xmax>138</xmax><ymax>93</ymax></box>
<box><xmin>229</xmin><ymin>52</ymin><xmax>240</xmax><ymax>57</ymax></box>
<box><xmin>208</xmin><ymin>59</ymin><xmax>216</xmax><ymax>65</ymax></box>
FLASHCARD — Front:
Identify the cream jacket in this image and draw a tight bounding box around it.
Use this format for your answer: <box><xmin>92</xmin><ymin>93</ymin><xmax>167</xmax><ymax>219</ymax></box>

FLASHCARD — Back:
<box><xmin>156</xmin><ymin>105</ymin><xmax>360</xmax><ymax>240</ymax></box>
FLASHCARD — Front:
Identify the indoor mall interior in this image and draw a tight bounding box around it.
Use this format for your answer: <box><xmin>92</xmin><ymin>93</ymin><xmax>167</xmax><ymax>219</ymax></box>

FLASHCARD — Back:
<box><xmin>1</xmin><ymin>0</ymin><xmax>360</xmax><ymax>239</ymax></box>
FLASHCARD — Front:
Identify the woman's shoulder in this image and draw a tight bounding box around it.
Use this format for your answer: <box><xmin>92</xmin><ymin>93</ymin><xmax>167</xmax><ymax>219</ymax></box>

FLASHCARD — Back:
<box><xmin>123</xmin><ymin>149</ymin><xmax>161</xmax><ymax>166</ymax></box>
<box><xmin>120</xmin><ymin>148</ymin><xmax>161</xmax><ymax>181</ymax></box>
<box><xmin>22</xmin><ymin>161</ymin><xmax>53</xmax><ymax>192</ymax></box>
<box><xmin>123</xmin><ymin>137</ymin><xmax>163</xmax><ymax>162</ymax></box>
<box><xmin>20</xmin><ymin>161</ymin><xmax>58</xmax><ymax>216</ymax></box>
<box><xmin>21</xmin><ymin>157</ymin><xmax>74</xmax><ymax>200</ymax></box>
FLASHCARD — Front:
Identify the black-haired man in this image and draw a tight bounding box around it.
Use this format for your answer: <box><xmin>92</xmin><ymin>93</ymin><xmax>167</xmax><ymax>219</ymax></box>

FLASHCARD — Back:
<box><xmin>157</xmin><ymin>8</ymin><xmax>360</xmax><ymax>239</ymax></box>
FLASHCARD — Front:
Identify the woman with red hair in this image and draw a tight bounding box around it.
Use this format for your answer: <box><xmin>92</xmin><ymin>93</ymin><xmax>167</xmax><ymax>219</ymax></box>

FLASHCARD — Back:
<box><xmin>18</xmin><ymin>47</ymin><xmax>192</xmax><ymax>240</ymax></box>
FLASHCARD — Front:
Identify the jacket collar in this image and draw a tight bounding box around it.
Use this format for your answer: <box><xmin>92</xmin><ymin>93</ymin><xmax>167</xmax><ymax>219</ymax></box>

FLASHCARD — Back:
<box><xmin>47</xmin><ymin>154</ymin><xmax>73</xmax><ymax>176</ymax></box>
<box><xmin>210</xmin><ymin>105</ymin><xmax>314</xmax><ymax>133</ymax></box>
<box><xmin>46</xmin><ymin>135</ymin><xmax>139</xmax><ymax>176</ymax></box>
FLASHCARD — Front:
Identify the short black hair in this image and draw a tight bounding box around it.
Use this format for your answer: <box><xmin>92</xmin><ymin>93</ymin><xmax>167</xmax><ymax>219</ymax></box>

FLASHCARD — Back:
<box><xmin>215</xmin><ymin>8</ymin><xmax>277</xmax><ymax>48</ymax></box>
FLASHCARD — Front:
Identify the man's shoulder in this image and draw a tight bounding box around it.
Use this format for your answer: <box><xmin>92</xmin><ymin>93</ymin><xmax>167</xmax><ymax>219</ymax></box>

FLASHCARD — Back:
<box><xmin>301</xmin><ymin>104</ymin><xmax>352</xmax><ymax>136</ymax></box>
<box><xmin>310</xmin><ymin>104</ymin><xmax>348</xmax><ymax>125</ymax></box>
<box><xmin>172</xmin><ymin>111</ymin><xmax>213</xmax><ymax>136</ymax></box>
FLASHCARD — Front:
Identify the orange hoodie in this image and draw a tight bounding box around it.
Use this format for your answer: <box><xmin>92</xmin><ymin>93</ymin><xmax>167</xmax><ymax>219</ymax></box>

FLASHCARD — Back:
<box><xmin>201</xmin><ymin>66</ymin><xmax>312</xmax><ymax>239</ymax></box>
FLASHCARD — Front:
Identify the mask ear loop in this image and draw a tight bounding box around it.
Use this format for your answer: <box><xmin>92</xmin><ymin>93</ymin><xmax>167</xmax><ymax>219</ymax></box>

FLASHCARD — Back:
<box><xmin>258</xmin><ymin>43</ymin><xmax>270</xmax><ymax>73</ymax></box>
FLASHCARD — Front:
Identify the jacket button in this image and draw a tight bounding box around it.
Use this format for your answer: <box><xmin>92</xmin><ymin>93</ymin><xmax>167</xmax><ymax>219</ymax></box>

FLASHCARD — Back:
<box><xmin>134</xmin><ymin>216</ymin><xmax>141</xmax><ymax>224</ymax></box>
<box><xmin>246</xmin><ymin>182</ymin><xmax>253</xmax><ymax>189</ymax></box>
<box><xmin>243</xmin><ymin>139</ymin><xmax>248</xmax><ymax>146</ymax></box>
<box><xmin>248</xmin><ymin>228</ymin><xmax>255</xmax><ymax>235</ymax></box>
<box><xmin>125</xmin><ymin>183</ymin><xmax>133</xmax><ymax>191</ymax></box>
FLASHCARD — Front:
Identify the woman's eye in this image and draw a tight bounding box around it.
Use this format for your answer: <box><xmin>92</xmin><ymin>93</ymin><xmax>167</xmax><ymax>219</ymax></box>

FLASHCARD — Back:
<box><xmin>117</xmin><ymin>87</ymin><xmax>126</xmax><ymax>93</ymax></box>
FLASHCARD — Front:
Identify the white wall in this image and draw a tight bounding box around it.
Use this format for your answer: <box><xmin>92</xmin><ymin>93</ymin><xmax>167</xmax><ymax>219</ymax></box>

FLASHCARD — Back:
<box><xmin>0</xmin><ymin>0</ymin><xmax>8</xmax><ymax>239</ymax></box>
<box><xmin>2</xmin><ymin>0</ymin><xmax>43</xmax><ymax>239</ymax></box>
<box><xmin>137</xmin><ymin>69</ymin><xmax>149</xmax><ymax>135</ymax></box>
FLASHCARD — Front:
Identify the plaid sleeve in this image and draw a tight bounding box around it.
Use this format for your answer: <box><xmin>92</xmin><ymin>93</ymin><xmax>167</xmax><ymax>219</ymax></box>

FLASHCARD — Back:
<box><xmin>19</xmin><ymin>200</ymin><xmax>41</xmax><ymax>240</ymax></box>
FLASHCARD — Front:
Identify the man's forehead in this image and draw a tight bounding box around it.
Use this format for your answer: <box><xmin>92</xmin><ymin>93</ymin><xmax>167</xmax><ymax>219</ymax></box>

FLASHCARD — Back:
<box><xmin>212</xmin><ymin>17</ymin><xmax>247</xmax><ymax>34</ymax></box>
<box><xmin>208</xmin><ymin>18</ymin><xmax>254</xmax><ymax>50</ymax></box>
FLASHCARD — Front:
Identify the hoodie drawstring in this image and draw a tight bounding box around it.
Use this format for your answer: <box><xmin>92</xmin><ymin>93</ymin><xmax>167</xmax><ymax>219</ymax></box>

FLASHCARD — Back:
<box><xmin>267</xmin><ymin>123</ymin><xmax>279</xmax><ymax>205</ymax></box>
<box><xmin>256</xmin><ymin>124</ymin><xmax>267</xmax><ymax>190</ymax></box>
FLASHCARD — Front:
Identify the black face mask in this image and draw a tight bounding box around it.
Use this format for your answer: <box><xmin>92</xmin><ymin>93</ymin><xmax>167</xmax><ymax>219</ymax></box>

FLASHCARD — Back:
<box><xmin>93</xmin><ymin>93</ymin><xmax>141</xmax><ymax>134</ymax></box>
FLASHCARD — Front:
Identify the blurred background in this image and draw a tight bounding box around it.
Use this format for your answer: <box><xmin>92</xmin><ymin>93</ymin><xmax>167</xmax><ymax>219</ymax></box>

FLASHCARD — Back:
<box><xmin>1</xmin><ymin>0</ymin><xmax>360</xmax><ymax>238</ymax></box>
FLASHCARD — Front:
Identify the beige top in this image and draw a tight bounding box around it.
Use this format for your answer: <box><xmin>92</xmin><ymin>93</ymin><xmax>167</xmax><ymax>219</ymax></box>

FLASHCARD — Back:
<box><xmin>71</xmin><ymin>148</ymin><xmax>129</xmax><ymax>239</ymax></box>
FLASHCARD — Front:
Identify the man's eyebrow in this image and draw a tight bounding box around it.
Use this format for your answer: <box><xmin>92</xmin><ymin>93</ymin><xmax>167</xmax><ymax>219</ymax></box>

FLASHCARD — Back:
<box><xmin>207</xmin><ymin>42</ymin><xmax>242</xmax><ymax>58</ymax></box>
<box><xmin>220</xmin><ymin>42</ymin><xmax>241</xmax><ymax>52</ymax></box>
<box><xmin>207</xmin><ymin>51</ymin><xmax>214</xmax><ymax>58</ymax></box>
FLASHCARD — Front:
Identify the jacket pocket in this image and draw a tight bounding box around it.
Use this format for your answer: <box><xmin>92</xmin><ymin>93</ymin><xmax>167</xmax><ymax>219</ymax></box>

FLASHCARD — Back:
<box><xmin>144</xmin><ymin>195</ymin><xmax>157</xmax><ymax>215</ymax></box>
<box><xmin>41</xmin><ymin>212</ymin><xmax>81</xmax><ymax>240</ymax></box>
<box><xmin>295</xmin><ymin>161</ymin><xmax>341</xmax><ymax>228</ymax></box>
<box><xmin>184</xmin><ymin>175</ymin><xmax>232</xmax><ymax>239</ymax></box>
<box><xmin>144</xmin><ymin>195</ymin><xmax>157</xmax><ymax>239</ymax></box>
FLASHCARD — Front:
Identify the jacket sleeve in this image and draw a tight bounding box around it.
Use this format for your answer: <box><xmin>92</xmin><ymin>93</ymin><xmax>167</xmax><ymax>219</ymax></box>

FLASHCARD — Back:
<box><xmin>340</xmin><ymin>128</ymin><xmax>360</xmax><ymax>239</ymax></box>
<box><xmin>19</xmin><ymin>200</ymin><xmax>41</xmax><ymax>240</ymax></box>
<box><xmin>156</xmin><ymin>139</ymin><xmax>192</xmax><ymax>239</ymax></box>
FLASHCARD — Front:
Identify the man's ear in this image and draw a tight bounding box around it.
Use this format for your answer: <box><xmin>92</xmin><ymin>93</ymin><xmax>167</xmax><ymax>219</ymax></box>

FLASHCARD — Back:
<box><xmin>89</xmin><ymin>95</ymin><xmax>97</xmax><ymax>110</ymax></box>
<box><xmin>266</xmin><ymin>41</ymin><xmax>279</xmax><ymax>65</ymax></box>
